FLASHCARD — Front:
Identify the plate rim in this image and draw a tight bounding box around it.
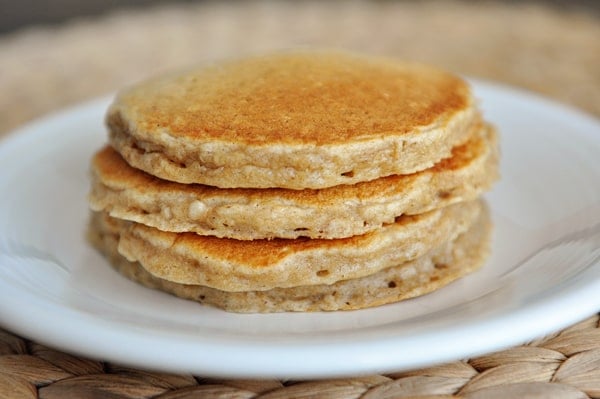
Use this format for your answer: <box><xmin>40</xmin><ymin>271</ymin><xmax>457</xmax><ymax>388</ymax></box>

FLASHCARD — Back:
<box><xmin>1</xmin><ymin>266</ymin><xmax>599</xmax><ymax>378</ymax></box>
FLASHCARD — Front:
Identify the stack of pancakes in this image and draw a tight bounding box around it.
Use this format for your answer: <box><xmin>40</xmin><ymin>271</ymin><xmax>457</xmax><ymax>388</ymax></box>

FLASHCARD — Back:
<box><xmin>87</xmin><ymin>51</ymin><xmax>499</xmax><ymax>313</ymax></box>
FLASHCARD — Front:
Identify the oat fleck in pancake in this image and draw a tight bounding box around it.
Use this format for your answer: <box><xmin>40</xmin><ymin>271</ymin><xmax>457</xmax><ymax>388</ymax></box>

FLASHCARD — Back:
<box><xmin>90</xmin><ymin>123</ymin><xmax>497</xmax><ymax>239</ymax></box>
<box><xmin>107</xmin><ymin>50</ymin><xmax>479</xmax><ymax>189</ymax></box>
<box><xmin>88</xmin><ymin>203</ymin><xmax>491</xmax><ymax>313</ymax></box>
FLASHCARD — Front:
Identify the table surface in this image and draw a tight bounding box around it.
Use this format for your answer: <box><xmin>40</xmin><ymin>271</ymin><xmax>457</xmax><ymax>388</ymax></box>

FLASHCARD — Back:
<box><xmin>0</xmin><ymin>1</ymin><xmax>599</xmax><ymax>398</ymax></box>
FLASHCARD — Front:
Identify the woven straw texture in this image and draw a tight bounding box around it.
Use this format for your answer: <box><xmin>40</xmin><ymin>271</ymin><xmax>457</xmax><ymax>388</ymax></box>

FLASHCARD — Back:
<box><xmin>1</xmin><ymin>316</ymin><xmax>599</xmax><ymax>398</ymax></box>
<box><xmin>0</xmin><ymin>1</ymin><xmax>599</xmax><ymax>397</ymax></box>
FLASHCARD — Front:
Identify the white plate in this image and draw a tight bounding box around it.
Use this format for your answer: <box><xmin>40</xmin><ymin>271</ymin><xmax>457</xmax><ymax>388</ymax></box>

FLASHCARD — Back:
<box><xmin>0</xmin><ymin>80</ymin><xmax>599</xmax><ymax>379</ymax></box>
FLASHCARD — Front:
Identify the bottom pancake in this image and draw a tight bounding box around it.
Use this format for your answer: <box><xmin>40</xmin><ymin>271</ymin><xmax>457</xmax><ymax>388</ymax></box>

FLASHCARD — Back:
<box><xmin>88</xmin><ymin>205</ymin><xmax>492</xmax><ymax>313</ymax></box>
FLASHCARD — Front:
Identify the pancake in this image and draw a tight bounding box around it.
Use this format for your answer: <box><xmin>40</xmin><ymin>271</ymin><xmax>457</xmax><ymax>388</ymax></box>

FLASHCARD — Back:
<box><xmin>90</xmin><ymin>123</ymin><xmax>498</xmax><ymax>240</ymax></box>
<box><xmin>88</xmin><ymin>202</ymin><xmax>491</xmax><ymax>313</ymax></box>
<box><xmin>94</xmin><ymin>200</ymin><xmax>483</xmax><ymax>292</ymax></box>
<box><xmin>107</xmin><ymin>50</ymin><xmax>479</xmax><ymax>189</ymax></box>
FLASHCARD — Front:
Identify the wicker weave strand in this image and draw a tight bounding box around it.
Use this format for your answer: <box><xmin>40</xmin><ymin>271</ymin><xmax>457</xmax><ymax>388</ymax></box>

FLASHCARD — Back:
<box><xmin>0</xmin><ymin>315</ymin><xmax>598</xmax><ymax>399</ymax></box>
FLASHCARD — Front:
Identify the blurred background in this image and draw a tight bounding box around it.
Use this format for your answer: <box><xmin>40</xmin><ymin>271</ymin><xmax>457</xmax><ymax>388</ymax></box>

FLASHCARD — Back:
<box><xmin>1</xmin><ymin>0</ymin><xmax>599</xmax><ymax>134</ymax></box>
<box><xmin>1</xmin><ymin>0</ymin><xmax>598</xmax><ymax>33</ymax></box>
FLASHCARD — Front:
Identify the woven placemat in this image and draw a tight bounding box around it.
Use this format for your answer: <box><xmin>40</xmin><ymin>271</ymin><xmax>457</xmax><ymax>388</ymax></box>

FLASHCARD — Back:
<box><xmin>0</xmin><ymin>1</ymin><xmax>599</xmax><ymax>397</ymax></box>
<box><xmin>0</xmin><ymin>315</ymin><xmax>599</xmax><ymax>398</ymax></box>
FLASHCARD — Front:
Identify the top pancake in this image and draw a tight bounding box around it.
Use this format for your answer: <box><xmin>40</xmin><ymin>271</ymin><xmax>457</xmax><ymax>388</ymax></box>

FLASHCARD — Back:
<box><xmin>107</xmin><ymin>50</ymin><xmax>478</xmax><ymax>189</ymax></box>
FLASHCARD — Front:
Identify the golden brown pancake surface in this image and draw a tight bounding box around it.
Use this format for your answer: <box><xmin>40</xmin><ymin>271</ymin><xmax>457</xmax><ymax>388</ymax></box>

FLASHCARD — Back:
<box><xmin>110</xmin><ymin>52</ymin><xmax>470</xmax><ymax>145</ymax></box>
<box><xmin>107</xmin><ymin>50</ymin><xmax>479</xmax><ymax>188</ymax></box>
